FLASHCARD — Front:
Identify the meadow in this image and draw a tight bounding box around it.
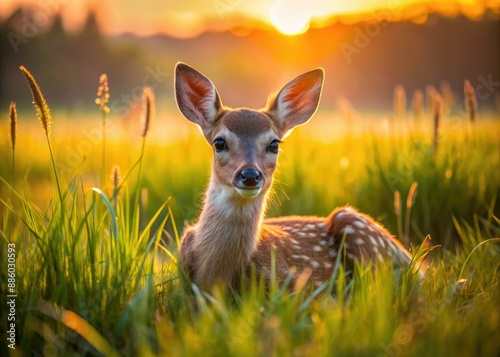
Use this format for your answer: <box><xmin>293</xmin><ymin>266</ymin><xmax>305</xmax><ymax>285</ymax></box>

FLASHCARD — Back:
<box><xmin>0</xmin><ymin>70</ymin><xmax>499</xmax><ymax>356</ymax></box>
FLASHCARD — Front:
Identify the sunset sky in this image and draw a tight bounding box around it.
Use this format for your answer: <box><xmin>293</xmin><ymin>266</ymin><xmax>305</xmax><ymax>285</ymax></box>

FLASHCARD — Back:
<box><xmin>2</xmin><ymin>0</ymin><xmax>497</xmax><ymax>37</ymax></box>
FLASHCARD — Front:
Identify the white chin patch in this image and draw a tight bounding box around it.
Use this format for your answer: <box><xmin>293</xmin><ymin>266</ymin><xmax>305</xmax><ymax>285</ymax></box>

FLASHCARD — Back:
<box><xmin>235</xmin><ymin>187</ymin><xmax>262</xmax><ymax>198</ymax></box>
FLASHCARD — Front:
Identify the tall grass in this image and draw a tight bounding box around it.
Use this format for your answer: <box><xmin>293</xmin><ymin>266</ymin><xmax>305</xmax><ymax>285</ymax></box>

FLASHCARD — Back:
<box><xmin>8</xmin><ymin>102</ymin><xmax>17</xmax><ymax>199</ymax></box>
<box><xmin>19</xmin><ymin>66</ymin><xmax>63</xmax><ymax>206</ymax></box>
<box><xmin>0</xmin><ymin>69</ymin><xmax>498</xmax><ymax>356</ymax></box>
<box><xmin>95</xmin><ymin>73</ymin><xmax>111</xmax><ymax>189</ymax></box>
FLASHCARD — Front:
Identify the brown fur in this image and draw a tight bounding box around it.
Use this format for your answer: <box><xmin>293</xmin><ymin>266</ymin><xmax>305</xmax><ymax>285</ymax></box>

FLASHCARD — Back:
<box><xmin>175</xmin><ymin>62</ymin><xmax>419</xmax><ymax>292</ymax></box>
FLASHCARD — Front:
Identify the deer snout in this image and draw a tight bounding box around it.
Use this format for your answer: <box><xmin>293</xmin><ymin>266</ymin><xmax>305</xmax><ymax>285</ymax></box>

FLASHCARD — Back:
<box><xmin>233</xmin><ymin>168</ymin><xmax>264</xmax><ymax>197</ymax></box>
<box><xmin>239</xmin><ymin>169</ymin><xmax>261</xmax><ymax>186</ymax></box>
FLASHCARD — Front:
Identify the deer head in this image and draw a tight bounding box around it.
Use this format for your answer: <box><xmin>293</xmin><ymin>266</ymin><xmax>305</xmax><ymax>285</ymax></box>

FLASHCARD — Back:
<box><xmin>175</xmin><ymin>62</ymin><xmax>324</xmax><ymax>200</ymax></box>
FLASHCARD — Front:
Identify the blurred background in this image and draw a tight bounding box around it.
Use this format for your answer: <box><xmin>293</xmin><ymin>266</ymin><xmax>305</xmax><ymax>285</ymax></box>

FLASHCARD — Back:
<box><xmin>1</xmin><ymin>0</ymin><xmax>499</xmax><ymax>112</ymax></box>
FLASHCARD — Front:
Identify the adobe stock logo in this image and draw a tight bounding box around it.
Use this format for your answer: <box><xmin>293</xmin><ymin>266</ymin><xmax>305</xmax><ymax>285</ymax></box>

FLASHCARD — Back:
<box><xmin>339</xmin><ymin>1</ymin><xmax>402</xmax><ymax>64</ymax></box>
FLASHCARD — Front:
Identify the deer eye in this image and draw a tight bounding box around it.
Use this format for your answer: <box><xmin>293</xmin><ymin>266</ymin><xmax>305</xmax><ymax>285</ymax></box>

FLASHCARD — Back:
<box><xmin>267</xmin><ymin>140</ymin><xmax>280</xmax><ymax>154</ymax></box>
<box><xmin>214</xmin><ymin>138</ymin><xmax>227</xmax><ymax>152</ymax></box>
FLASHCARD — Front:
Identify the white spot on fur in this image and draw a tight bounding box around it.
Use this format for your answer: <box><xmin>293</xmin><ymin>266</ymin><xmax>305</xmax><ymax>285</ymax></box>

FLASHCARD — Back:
<box><xmin>353</xmin><ymin>221</ymin><xmax>365</xmax><ymax>228</ymax></box>
<box><xmin>306</xmin><ymin>224</ymin><xmax>316</xmax><ymax>230</ymax></box>
<box><xmin>320</xmin><ymin>231</ymin><xmax>328</xmax><ymax>237</ymax></box>
<box><xmin>301</xmin><ymin>255</ymin><xmax>310</xmax><ymax>261</ymax></box>
<box><xmin>389</xmin><ymin>241</ymin><xmax>398</xmax><ymax>252</ymax></box>
<box><xmin>355</xmin><ymin>238</ymin><xmax>365</xmax><ymax>245</ymax></box>
<box><xmin>377</xmin><ymin>253</ymin><xmax>384</xmax><ymax>262</ymax></box>
<box><xmin>292</xmin><ymin>254</ymin><xmax>300</xmax><ymax>259</ymax></box>
<box><xmin>373</xmin><ymin>246</ymin><xmax>379</xmax><ymax>254</ymax></box>
<box><xmin>313</xmin><ymin>245</ymin><xmax>322</xmax><ymax>252</ymax></box>
<box><xmin>324</xmin><ymin>262</ymin><xmax>333</xmax><ymax>268</ymax></box>
<box><xmin>319</xmin><ymin>240</ymin><xmax>327</xmax><ymax>246</ymax></box>
<box><xmin>347</xmin><ymin>253</ymin><xmax>356</xmax><ymax>261</ymax></box>
<box><xmin>377</xmin><ymin>237</ymin><xmax>386</xmax><ymax>249</ymax></box>
<box><xmin>329</xmin><ymin>250</ymin><xmax>337</xmax><ymax>257</ymax></box>
<box><xmin>328</xmin><ymin>238</ymin><xmax>335</xmax><ymax>245</ymax></box>
<box><xmin>368</xmin><ymin>225</ymin><xmax>376</xmax><ymax>233</ymax></box>
<box><xmin>335</xmin><ymin>212</ymin><xmax>345</xmax><ymax>220</ymax></box>
<box><xmin>343</xmin><ymin>226</ymin><xmax>355</xmax><ymax>235</ymax></box>
<box><xmin>310</xmin><ymin>260</ymin><xmax>319</xmax><ymax>268</ymax></box>
<box><xmin>308</xmin><ymin>233</ymin><xmax>316</xmax><ymax>238</ymax></box>
<box><xmin>290</xmin><ymin>238</ymin><xmax>299</xmax><ymax>244</ymax></box>
<box><xmin>369</xmin><ymin>236</ymin><xmax>378</xmax><ymax>246</ymax></box>
<box><xmin>297</xmin><ymin>232</ymin><xmax>307</xmax><ymax>238</ymax></box>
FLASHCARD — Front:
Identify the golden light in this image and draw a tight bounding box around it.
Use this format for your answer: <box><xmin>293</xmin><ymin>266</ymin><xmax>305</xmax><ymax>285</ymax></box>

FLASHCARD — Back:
<box><xmin>269</xmin><ymin>0</ymin><xmax>312</xmax><ymax>36</ymax></box>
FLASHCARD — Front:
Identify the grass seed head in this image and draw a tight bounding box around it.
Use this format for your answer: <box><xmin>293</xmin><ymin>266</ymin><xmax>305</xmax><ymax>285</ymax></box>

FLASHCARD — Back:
<box><xmin>20</xmin><ymin>66</ymin><xmax>52</xmax><ymax>137</ymax></box>
<box><xmin>95</xmin><ymin>73</ymin><xmax>110</xmax><ymax>114</ymax></box>
<box><xmin>9</xmin><ymin>101</ymin><xmax>18</xmax><ymax>151</ymax></box>
<box><xmin>464</xmin><ymin>80</ymin><xmax>477</xmax><ymax>123</ymax></box>
<box><xmin>432</xmin><ymin>94</ymin><xmax>442</xmax><ymax>152</ymax></box>
<box><xmin>141</xmin><ymin>87</ymin><xmax>155</xmax><ymax>138</ymax></box>
<box><xmin>394</xmin><ymin>190</ymin><xmax>402</xmax><ymax>216</ymax></box>
<box><xmin>394</xmin><ymin>84</ymin><xmax>406</xmax><ymax>118</ymax></box>
<box><xmin>412</xmin><ymin>90</ymin><xmax>423</xmax><ymax>119</ymax></box>
<box><xmin>406</xmin><ymin>182</ymin><xmax>418</xmax><ymax>209</ymax></box>
<box><xmin>111</xmin><ymin>165</ymin><xmax>121</xmax><ymax>199</ymax></box>
<box><xmin>425</xmin><ymin>85</ymin><xmax>437</xmax><ymax>112</ymax></box>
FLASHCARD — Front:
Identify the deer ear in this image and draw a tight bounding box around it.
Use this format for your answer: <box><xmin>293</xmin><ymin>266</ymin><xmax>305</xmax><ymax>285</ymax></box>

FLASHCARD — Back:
<box><xmin>267</xmin><ymin>68</ymin><xmax>324</xmax><ymax>136</ymax></box>
<box><xmin>175</xmin><ymin>62</ymin><xmax>223</xmax><ymax>130</ymax></box>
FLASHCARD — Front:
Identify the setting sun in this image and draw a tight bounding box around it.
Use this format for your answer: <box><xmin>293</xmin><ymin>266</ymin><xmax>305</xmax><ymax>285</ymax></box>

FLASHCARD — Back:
<box><xmin>269</xmin><ymin>0</ymin><xmax>312</xmax><ymax>35</ymax></box>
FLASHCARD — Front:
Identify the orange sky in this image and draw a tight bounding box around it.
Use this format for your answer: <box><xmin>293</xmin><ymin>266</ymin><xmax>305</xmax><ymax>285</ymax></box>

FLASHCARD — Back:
<box><xmin>2</xmin><ymin>0</ymin><xmax>498</xmax><ymax>37</ymax></box>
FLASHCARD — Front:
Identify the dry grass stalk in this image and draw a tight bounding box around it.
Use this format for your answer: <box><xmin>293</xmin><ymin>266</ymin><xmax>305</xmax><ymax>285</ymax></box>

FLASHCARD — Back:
<box><xmin>394</xmin><ymin>190</ymin><xmax>404</xmax><ymax>243</ymax></box>
<box><xmin>394</xmin><ymin>84</ymin><xmax>406</xmax><ymax>119</ymax></box>
<box><xmin>406</xmin><ymin>182</ymin><xmax>418</xmax><ymax>210</ymax></box>
<box><xmin>432</xmin><ymin>94</ymin><xmax>442</xmax><ymax>152</ymax></box>
<box><xmin>95</xmin><ymin>74</ymin><xmax>110</xmax><ymax>114</ymax></box>
<box><xmin>19</xmin><ymin>66</ymin><xmax>52</xmax><ymax>136</ymax></box>
<box><xmin>440</xmin><ymin>80</ymin><xmax>455</xmax><ymax>113</ymax></box>
<box><xmin>9</xmin><ymin>102</ymin><xmax>17</xmax><ymax>151</ymax></box>
<box><xmin>96</xmin><ymin>74</ymin><xmax>110</xmax><ymax>188</ymax></box>
<box><xmin>394</xmin><ymin>191</ymin><xmax>401</xmax><ymax>216</ymax></box>
<box><xmin>111</xmin><ymin>165</ymin><xmax>121</xmax><ymax>208</ymax></box>
<box><xmin>425</xmin><ymin>85</ymin><xmax>437</xmax><ymax>114</ymax></box>
<box><xmin>20</xmin><ymin>65</ymin><xmax>63</xmax><ymax>206</ymax></box>
<box><xmin>113</xmin><ymin>166</ymin><xmax>120</xmax><ymax>192</ymax></box>
<box><xmin>404</xmin><ymin>182</ymin><xmax>418</xmax><ymax>244</ymax></box>
<box><xmin>141</xmin><ymin>87</ymin><xmax>155</xmax><ymax>137</ymax></box>
<box><xmin>464</xmin><ymin>80</ymin><xmax>477</xmax><ymax>123</ymax></box>
<box><xmin>412</xmin><ymin>90</ymin><xmax>423</xmax><ymax>122</ymax></box>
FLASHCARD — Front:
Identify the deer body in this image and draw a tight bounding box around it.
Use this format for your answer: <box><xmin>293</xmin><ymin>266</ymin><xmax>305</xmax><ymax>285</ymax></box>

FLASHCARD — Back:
<box><xmin>175</xmin><ymin>63</ymin><xmax>415</xmax><ymax>291</ymax></box>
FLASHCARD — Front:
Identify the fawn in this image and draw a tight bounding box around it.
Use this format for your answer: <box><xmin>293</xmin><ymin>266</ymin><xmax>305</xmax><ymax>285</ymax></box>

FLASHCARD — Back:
<box><xmin>175</xmin><ymin>62</ymin><xmax>418</xmax><ymax>291</ymax></box>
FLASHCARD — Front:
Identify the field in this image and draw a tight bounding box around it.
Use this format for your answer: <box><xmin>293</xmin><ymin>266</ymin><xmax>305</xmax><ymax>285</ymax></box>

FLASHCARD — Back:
<box><xmin>1</xmin><ymin>79</ymin><xmax>499</xmax><ymax>356</ymax></box>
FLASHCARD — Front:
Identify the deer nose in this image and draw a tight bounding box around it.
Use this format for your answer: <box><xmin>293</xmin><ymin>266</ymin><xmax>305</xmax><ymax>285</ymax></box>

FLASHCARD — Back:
<box><xmin>238</xmin><ymin>168</ymin><xmax>262</xmax><ymax>187</ymax></box>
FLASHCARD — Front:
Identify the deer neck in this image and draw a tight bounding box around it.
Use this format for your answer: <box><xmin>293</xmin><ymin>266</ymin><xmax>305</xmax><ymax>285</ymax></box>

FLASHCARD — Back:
<box><xmin>192</xmin><ymin>178</ymin><xmax>268</xmax><ymax>288</ymax></box>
